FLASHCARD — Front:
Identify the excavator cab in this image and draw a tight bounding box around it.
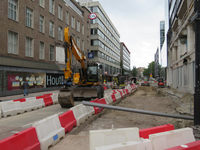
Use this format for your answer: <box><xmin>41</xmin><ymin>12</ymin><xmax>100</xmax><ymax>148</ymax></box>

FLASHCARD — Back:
<box><xmin>87</xmin><ymin>63</ymin><xmax>102</xmax><ymax>83</ymax></box>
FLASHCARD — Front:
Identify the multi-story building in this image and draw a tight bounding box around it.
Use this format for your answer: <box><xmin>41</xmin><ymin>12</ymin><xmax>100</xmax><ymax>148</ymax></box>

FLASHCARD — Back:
<box><xmin>120</xmin><ymin>42</ymin><xmax>130</xmax><ymax>75</ymax></box>
<box><xmin>154</xmin><ymin>48</ymin><xmax>159</xmax><ymax>78</ymax></box>
<box><xmin>160</xmin><ymin>21</ymin><xmax>165</xmax><ymax>51</ymax></box>
<box><xmin>0</xmin><ymin>0</ymin><xmax>91</xmax><ymax>96</ymax></box>
<box><xmin>77</xmin><ymin>0</ymin><xmax>121</xmax><ymax>81</ymax></box>
<box><xmin>137</xmin><ymin>67</ymin><xmax>145</xmax><ymax>78</ymax></box>
<box><xmin>167</xmin><ymin>0</ymin><xmax>195</xmax><ymax>93</ymax></box>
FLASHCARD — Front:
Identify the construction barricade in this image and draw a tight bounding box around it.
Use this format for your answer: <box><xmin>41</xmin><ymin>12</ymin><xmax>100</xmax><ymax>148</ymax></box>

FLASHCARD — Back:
<box><xmin>114</xmin><ymin>92</ymin><xmax>121</xmax><ymax>101</ymax></box>
<box><xmin>13</xmin><ymin>98</ymin><xmax>26</xmax><ymax>102</ymax></box>
<box><xmin>95</xmin><ymin>139</ymin><xmax>153</xmax><ymax>150</ymax></box>
<box><xmin>149</xmin><ymin>127</ymin><xmax>195</xmax><ymax>150</ymax></box>
<box><xmin>59</xmin><ymin>110</ymin><xmax>77</xmax><ymax>133</ymax></box>
<box><xmin>70</xmin><ymin>104</ymin><xmax>89</xmax><ymax>126</ymax></box>
<box><xmin>139</xmin><ymin>124</ymin><xmax>174</xmax><ymax>139</ymax></box>
<box><xmin>43</xmin><ymin>93</ymin><xmax>52</xmax><ymax>97</ymax></box>
<box><xmin>36</xmin><ymin>95</ymin><xmax>44</xmax><ymax>99</ymax></box>
<box><xmin>0</xmin><ymin>101</ymin><xmax>23</xmax><ymax>117</ymax></box>
<box><xmin>32</xmin><ymin>114</ymin><xmax>65</xmax><ymax>150</ymax></box>
<box><xmin>51</xmin><ymin>93</ymin><xmax>59</xmax><ymax>104</ymax></box>
<box><xmin>165</xmin><ymin>140</ymin><xmax>200</xmax><ymax>150</ymax></box>
<box><xmin>20</xmin><ymin>100</ymin><xmax>36</xmax><ymax>113</ymax></box>
<box><xmin>0</xmin><ymin>127</ymin><xmax>40</xmax><ymax>150</ymax></box>
<box><xmin>43</xmin><ymin>96</ymin><xmax>53</xmax><ymax>106</ymax></box>
<box><xmin>104</xmin><ymin>95</ymin><xmax>113</xmax><ymax>104</ymax></box>
<box><xmin>83</xmin><ymin>105</ymin><xmax>95</xmax><ymax>118</ymax></box>
<box><xmin>90</xmin><ymin>127</ymin><xmax>140</xmax><ymax>150</ymax></box>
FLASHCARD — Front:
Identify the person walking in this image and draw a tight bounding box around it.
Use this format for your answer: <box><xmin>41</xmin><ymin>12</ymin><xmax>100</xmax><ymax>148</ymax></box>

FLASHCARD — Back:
<box><xmin>23</xmin><ymin>80</ymin><xmax>29</xmax><ymax>96</ymax></box>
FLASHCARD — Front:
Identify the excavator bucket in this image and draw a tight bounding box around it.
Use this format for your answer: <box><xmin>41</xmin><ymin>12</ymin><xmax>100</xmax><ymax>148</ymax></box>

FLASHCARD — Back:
<box><xmin>72</xmin><ymin>87</ymin><xmax>98</xmax><ymax>99</ymax></box>
<box><xmin>58</xmin><ymin>90</ymin><xmax>74</xmax><ymax>108</ymax></box>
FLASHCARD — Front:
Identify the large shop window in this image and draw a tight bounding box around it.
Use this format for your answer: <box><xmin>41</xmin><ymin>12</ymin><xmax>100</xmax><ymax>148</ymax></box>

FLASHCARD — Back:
<box><xmin>0</xmin><ymin>71</ymin><xmax>45</xmax><ymax>91</ymax></box>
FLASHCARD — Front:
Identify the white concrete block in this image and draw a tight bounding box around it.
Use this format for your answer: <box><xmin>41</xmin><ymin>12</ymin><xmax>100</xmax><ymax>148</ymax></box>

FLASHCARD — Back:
<box><xmin>105</xmin><ymin>95</ymin><xmax>113</xmax><ymax>104</ymax></box>
<box><xmin>34</xmin><ymin>98</ymin><xmax>45</xmax><ymax>109</ymax></box>
<box><xmin>83</xmin><ymin>105</ymin><xmax>94</xmax><ymax>118</ymax></box>
<box><xmin>149</xmin><ymin>127</ymin><xmax>195</xmax><ymax>150</ymax></box>
<box><xmin>70</xmin><ymin>104</ymin><xmax>88</xmax><ymax>126</ymax></box>
<box><xmin>51</xmin><ymin>93</ymin><xmax>58</xmax><ymax>104</ymax></box>
<box><xmin>20</xmin><ymin>101</ymin><xmax>35</xmax><ymax>112</ymax></box>
<box><xmin>95</xmin><ymin>139</ymin><xmax>153</xmax><ymax>150</ymax></box>
<box><xmin>32</xmin><ymin>114</ymin><xmax>65</xmax><ymax>150</ymax></box>
<box><xmin>114</xmin><ymin>92</ymin><xmax>121</xmax><ymax>100</ymax></box>
<box><xmin>0</xmin><ymin>101</ymin><xmax>23</xmax><ymax>117</ymax></box>
<box><xmin>90</xmin><ymin>127</ymin><xmax>140</xmax><ymax>150</ymax></box>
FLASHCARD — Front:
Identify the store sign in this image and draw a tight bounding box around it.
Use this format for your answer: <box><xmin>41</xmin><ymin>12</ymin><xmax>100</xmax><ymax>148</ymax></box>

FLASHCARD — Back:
<box><xmin>46</xmin><ymin>74</ymin><xmax>64</xmax><ymax>87</ymax></box>
<box><xmin>88</xmin><ymin>13</ymin><xmax>97</xmax><ymax>20</ymax></box>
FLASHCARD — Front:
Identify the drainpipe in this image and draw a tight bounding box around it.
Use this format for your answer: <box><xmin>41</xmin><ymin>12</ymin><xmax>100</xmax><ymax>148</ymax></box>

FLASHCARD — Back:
<box><xmin>194</xmin><ymin>0</ymin><xmax>200</xmax><ymax>125</ymax></box>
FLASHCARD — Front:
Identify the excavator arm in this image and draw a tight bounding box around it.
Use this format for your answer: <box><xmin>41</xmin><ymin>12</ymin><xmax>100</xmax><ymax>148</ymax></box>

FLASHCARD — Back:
<box><xmin>63</xmin><ymin>27</ymin><xmax>86</xmax><ymax>86</ymax></box>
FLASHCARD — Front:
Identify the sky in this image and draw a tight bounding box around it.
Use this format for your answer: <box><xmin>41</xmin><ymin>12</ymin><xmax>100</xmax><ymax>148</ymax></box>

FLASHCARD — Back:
<box><xmin>97</xmin><ymin>0</ymin><xmax>165</xmax><ymax>68</ymax></box>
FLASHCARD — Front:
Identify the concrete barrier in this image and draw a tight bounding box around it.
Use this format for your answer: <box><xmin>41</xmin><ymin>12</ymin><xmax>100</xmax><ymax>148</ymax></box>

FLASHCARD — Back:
<box><xmin>90</xmin><ymin>127</ymin><xmax>140</xmax><ymax>150</ymax></box>
<box><xmin>105</xmin><ymin>95</ymin><xmax>113</xmax><ymax>104</ymax></box>
<box><xmin>139</xmin><ymin>124</ymin><xmax>174</xmax><ymax>139</ymax></box>
<box><xmin>95</xmin><ymin>139</ymin><xmax>153</xmax><ymax>150</ymax></box>
<box><xmin>59</xmin><ymin>110</ymin><xmax>77</xmax><ymax>133</ymax></box>
<box><xmin>51</xmin><ymin>93</ymin><xmax>58</xmax><ymax>104</ymax></box>
<box><xmin>83</xmin><ymin>105</ymin><xmax>95</xmax><ymax>118</ymax></box>
<box><xmin>32</xmin><ymin>114</ymin><xmax>65</xmax><ymax>150</ymax></box>
<box><xmin>114</xmin><ymin>92</ymin><xmax>121</xmax><ymax>100</ymax></box>
<box><xmin>165</xmin><ymin>140</ymin><xmax>200</xmax><ymax>150</ymax></box>
<box><xmin>34</xmin><ymin>98</ymin><xmax>45</xmax><ymax>109</ymax></box>
<box><xmin>20</xmin><ymin>101</ymin><xmax>36</xmax><ymax>112</ymax></box>
<box><xmin>0</xmin><ymin>101</ymin><xmax>23</xmax><ymax>117</ymax></box>
<box><xmin>0</xmin><ymin>127</ymin><xmax>40</xmax><ymax>150</ymax></box>
<box><xmin>70</xmin><ymin>104</ymin><xmax>88</xmax><ymax>126</ymax></box>
<box><xmin>13</xmin><ymin>98</ymin><xmax>26</xmax><ymax>102</ymax></box>
<box><xmin>149</xmin><ymin>127</ymin><xmax>195</xmax><ymax>150</ymax></box>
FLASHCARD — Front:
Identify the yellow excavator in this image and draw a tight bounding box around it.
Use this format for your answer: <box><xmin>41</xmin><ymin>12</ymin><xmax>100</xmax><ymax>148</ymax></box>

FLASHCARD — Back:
<box><xmin>112</xmin><ymin>73</ymin><xmax>126</xmax><ymax>89</ymax></box>
<box><xmin>58</xmin><ymin>27</ymin><xmax>104</xmax><ymax>108</ymax></box>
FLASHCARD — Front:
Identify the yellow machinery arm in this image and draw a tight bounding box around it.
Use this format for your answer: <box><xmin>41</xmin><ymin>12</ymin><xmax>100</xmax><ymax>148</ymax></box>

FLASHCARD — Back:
<box><xmin>63</xmin><ymin>27</ymin><xmax>86</xmax><ymax>84</ymax></box>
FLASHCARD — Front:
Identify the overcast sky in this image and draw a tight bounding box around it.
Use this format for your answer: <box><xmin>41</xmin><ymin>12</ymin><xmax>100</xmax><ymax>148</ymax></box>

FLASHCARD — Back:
<box><xmin>97</xmin><ymin>0</ymin><xmax>165</xmax><ymax>68</ymax></box>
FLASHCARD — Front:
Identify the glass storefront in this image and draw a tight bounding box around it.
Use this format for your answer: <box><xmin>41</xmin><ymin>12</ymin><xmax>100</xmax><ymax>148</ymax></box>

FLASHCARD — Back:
<box><xmin>0</xmin><ymin>70</ymin><xmax>45</xmax><ymax>91</ymax></box>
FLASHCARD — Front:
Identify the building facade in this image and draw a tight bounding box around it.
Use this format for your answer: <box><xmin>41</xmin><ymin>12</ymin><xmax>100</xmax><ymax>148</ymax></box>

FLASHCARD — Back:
<box><xmin>154</xmin><ymin>48</ymin><xmax>159</xmax><ymax>78</ymax></box>
<box><xmin>120</xmin><ymin>42</ymin><xmax>130</xmax><ymax>75</ymax></box>
<box><xmin>167</xmin><ymin>0</ymin><xmax>195</xmax><ymax>93</ymax></box>
<box><xmin>160</xmin><ymin>21</ymin><xmax>165</xmax><ymax>51</ymax></box>
<box><xmin>0</xmin><ymin>0</ymin><xmax>91</xmax><ymax>96</ymax></box>
<box><xmin>77</xmin><ymin>0</ymin><xmax>121</xmax><ymax>81</ymax></box>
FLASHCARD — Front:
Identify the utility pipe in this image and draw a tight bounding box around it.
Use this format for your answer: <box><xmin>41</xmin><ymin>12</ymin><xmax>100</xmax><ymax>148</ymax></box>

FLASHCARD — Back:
<box><xmin>82</xmin><ymin>101</ymin><xmax>194</xmax><ymax>120</ymax></box>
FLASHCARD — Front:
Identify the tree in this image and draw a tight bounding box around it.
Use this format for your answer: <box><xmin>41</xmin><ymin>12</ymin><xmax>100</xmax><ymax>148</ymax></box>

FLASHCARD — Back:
<box><xmin>143</xmin><ymin>61</ymin><xmax>155</xmax><ymax>78</ymax></box>
<box><xmin>130</xmin><ymin>66</ymin><xmax>137</xmax><ymax>77</ymax></box>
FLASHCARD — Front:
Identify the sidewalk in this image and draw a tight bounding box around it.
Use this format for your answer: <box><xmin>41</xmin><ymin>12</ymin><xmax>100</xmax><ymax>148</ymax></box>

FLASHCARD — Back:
<box><xmin>0</xmin><ymin>90</ymin><xmax>59</xmax><ymax>102</ymax></box>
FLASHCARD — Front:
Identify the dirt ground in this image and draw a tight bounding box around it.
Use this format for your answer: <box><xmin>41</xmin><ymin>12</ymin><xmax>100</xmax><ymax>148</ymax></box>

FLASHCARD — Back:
<box><xmin>50</xmin><ymin>85</ymin><xmax>195</xmax><ymax>150</ymax></box>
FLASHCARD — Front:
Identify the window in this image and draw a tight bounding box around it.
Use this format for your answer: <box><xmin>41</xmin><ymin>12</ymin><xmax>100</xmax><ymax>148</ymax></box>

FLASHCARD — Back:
<box><xmin>49</xmin><ymin>45</ymin><xmax>54</xmax><ymax>61</ymax></box>
<box><xmin>77</xmin><ymin>37</ymin><xmax>80</xmax><ymax>49</ymax></box>
<box><xmin>49</xmin><ymin>21</ymin><xmax>54</xmax><ymax>37</ymax></box>
<box><xmin>26</xmin><ymin>7</ymin><xmax>33</xmax><ymax>28</ymax></box>
<box><xmin>8</xmin><ymin>30</ymin><xmax>18</xmax><ymax>54</ymax></box>
<box><xmin>87</xmin><ymin>36</ymin><xmax>89</xmax><ymax>41</ymax></box>
<box><xmin>71</xmin><ymin>16</ymin><xmax>75</xmax><ymax>28</ymax></box>
<box><xmin>87</xmin><ymin>21</ymin><xmax>89</xmax><ymax>29</ymax></box>
<box><xmin>49</xmin><ymin>0</ymin><xmax>54</xmax><ymax>14</ymax></box>
<box><xmin>82</xmin><ymin>25</ymin><xmax>84</xmax><ymax>35</ymax></box>
<box><xmin>66</xmin><ymin>11</ymin><xmax>69</xmax><ymax>24</ymax></box>
<box><xmin>58</xmin><ymin>26</ymin><xmax>63</xmax><ymax>41</ymax></box>
<box><xmin>39</xmin><ymin>41</ymin><xmax>44</xmax><ymax>59</ymax></box>
<box><xmin>25</xmin><ymin>37</ymin><xmax>33</xmax><ymax>57</ymax></box>
<box><xmin>8</xmin><ymin>0</ymin><xmax>18</xmax><ymax>21</ymax></box>
<box><xmin>39</xmin><ymin>15</ymin><xmax>44</xmax><ymax>33</ymax></box>
<box><xmin>77</xmin><ymin>21</ymin><xmax>80</xmax><ymax>32</ymax></box>
<box><xmin>82</xmin><ymin>40</ymin><xmax>84</xmax><ymax>51</ymax></box>
<box><xmin>39</xmin><ymin>0</ymin><xmax>44</xmax><ymax>8</ymax></box>
<box><xmin>58</xmin><ymin>5</ymin><xmax>62</xmax><ymax>20</ymax></box>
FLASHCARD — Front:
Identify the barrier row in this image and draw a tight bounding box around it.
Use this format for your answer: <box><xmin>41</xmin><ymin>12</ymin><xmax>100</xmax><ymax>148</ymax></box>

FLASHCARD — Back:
<box><xmin>91</xmin><ymin>125</ymin><xmax>197</xmax><ymax>150</ymax></box>
<box><xmin>0</xmin><ymin>93</ymin><xmax>58</xmax><ymax>118</ymax></box>
<box><xmin>0</xmin><ymin>84</ymin><xmax>137</xmax><ymax>150</ymax></box>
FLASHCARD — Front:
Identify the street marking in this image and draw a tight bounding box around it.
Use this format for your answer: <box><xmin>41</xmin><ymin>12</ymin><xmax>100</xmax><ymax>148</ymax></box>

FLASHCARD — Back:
<box><xmin>22</xmin><ymin>123</ymin><xmax>32</xmax><ymax>128</ymax></box>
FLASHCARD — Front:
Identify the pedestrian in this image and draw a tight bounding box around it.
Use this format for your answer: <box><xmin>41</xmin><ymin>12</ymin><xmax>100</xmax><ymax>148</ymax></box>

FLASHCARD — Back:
<box><xmin>23</xmin><ymin>80</ymin><xmax>29</xmax><ymax>96</ymax></box>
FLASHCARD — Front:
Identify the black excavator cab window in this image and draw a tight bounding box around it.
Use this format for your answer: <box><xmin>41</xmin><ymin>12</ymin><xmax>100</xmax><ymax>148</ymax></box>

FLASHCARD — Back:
<box><xmin>87</xmin><ymin>65</ymin><xmax>98</xmax><ymax>82</ymax></box>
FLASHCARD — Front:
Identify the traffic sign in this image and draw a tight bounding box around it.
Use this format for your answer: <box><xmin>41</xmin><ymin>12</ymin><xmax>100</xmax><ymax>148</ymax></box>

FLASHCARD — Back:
<box><xmin>88</xmin><ymin>52</ymin><xmax>94</xmax><ymax>59</ymax></box>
